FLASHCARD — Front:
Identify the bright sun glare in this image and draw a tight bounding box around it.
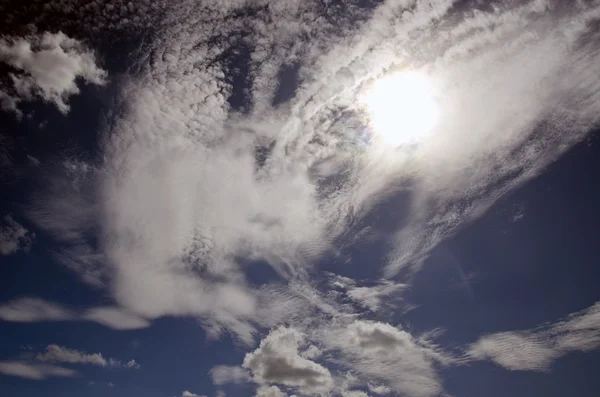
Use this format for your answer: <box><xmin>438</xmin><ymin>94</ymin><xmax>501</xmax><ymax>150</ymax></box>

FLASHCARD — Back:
<box><xmin>365</xmin><ymin>71</ymin><xmax>439</xmax><ymax>147</ymax></box>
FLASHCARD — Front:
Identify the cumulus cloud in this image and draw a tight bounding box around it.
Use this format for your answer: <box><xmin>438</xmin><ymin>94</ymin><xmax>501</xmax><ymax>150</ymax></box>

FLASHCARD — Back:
<box><xmin>243</xmin><ymin>327</ymin><xmax>334</xmax><ymax>394</ymax></box>
<box><xmin>0</xmin><ymin>361</ymin><xmax>76</xmax><ymax>380</ymax></box>
<box><xmin>0</xmin><ymin>297</ymin><xmax>149</xmax><ymax>331</ymax></box>
<box><xmin>0</xmin><ymin>215</ymin><xmax>34</xmax><ymax>255</ymax></box>
<box><xmin>209</xmin><ymin>365</ymin><xmax>250</xmax><ymax>385</ymax></box>
<box><xmin>469</xmin><ymin>302</ymin><xmax>600</xmax><ymax>371</ymax></box>
<box><xmin>0</xmin><ymin>31</ymin><xmax>106</xmax><ymax>115</ymax></box>
<box><xmin>36</xmin><ymin>344</ymin><xmax>107</xmax><ymax>367</ymax></box>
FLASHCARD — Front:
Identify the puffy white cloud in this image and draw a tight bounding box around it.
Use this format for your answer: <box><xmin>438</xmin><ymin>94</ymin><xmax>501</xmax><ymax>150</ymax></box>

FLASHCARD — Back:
<box><xmin>36</xmin><ymin>345</ymin><xmax>107</xmax><ymax>367</ymax></box>
<box><xmin>243</xmin><ymin>327</ymin><xmax>334</xmax><ymax>394</ymax></box>
<box><xmin>0</xmin><ymin>361</ymin><xmax>76</xmax><ymax>380</ymax></box>
<box><xmin>209</xmin><ymin>365</ymin><xmax>250</xmax><ymax>385</ymax></box>
<box><xmin>0</xmin><ymin>31</ymin><xmax>106</xmax><ymax>115</ymax></box>
<box><xmin>0</xmin><ymin>215</ymin><xmax>34</xmax><ymax>255</ymax></box>
<box><xmin>469</xmin><ymin>302</ymin><xmax>600</xmax><ymax>371</ymax></box>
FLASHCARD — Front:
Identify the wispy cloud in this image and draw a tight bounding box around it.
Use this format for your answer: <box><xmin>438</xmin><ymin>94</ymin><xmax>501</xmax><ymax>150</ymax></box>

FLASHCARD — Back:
<box><xmin>0</xmin><ymin>297</ymin><xmax>149</xmax><ymax>330</ymax></box>
<box><xmin>0</xmin><ymin>297</ymin><xmax>73</xmax><ymax>322</ymax></box>
<box><xmin>468</xmin><ymin>302</ymin><xmax>600</xmax><ymax>371</ymax></box>
<box><xmin>0</xmin><ymin>361</ymin><xmax>76</xmax><ymax>380</ymax></box>
<box><xmin>209</xmin><ymin>365</ymin><xmax>250</xmax><ymax>385</ymax></box>
<box><xmin>36</xmin><ymin>345</ymin><xmax>107</xmax><ymax>367</ymax></box>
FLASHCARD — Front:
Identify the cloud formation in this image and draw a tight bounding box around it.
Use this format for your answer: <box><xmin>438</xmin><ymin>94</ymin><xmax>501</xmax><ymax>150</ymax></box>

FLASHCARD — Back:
<box><xmin>0</xmin><ymin>297</ymin><xmax>73</xmax><ymax>322</ymax></box>
<box><xmin>320</xmin><ymin>321</ymin><xmax>452</xmax><ymax>397</ymax></box>
<box><xmin>469</xmin><ymin>302</ymin><xmax>600</xmax><ymax>371</ymax></box>
<box><xmin>210</xmin><ymin>365</ymin><xmax>250</xmax><ymax>385</ymax></box>
<box><xmin>5</xmin><ymin>2</ymin><xmax>600</xmax><ymax>396</ymax></box>
<box><xmin>0</xmin><ymin>215</ymin><xmax>34</xmax><ymax>255</ymax></box>
<box><xmin>0</xmin><ymin>361</ymin><xmax>76</xmax><ymax>380</ymax></box>
<box><xmin>36</xmin><ymin>345</ymin><xmax>107</xmax><ymax>367</ymax></box>
<box><xmin>243</xmin><ymin>326</ymin><xmax>334</xmax><ymax>394</ymax></box>
<box><xmin>0</xmin><ymin>31</ymin><xmax>106</xmax><ymax>115</ymax></box>
<box><xmin>0</xmin><ymin>297</ymin><xmax>149</xmax><ymax>330</ymax></box>
<box><xmin>182</xmin><ymin>391</ymin><xmax>206</xmax><ymax>397</ymax></box>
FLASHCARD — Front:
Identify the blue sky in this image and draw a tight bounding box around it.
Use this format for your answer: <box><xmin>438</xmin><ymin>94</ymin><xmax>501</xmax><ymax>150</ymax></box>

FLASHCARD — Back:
<box><xmin>1</xmin><ymin>1</ymin><xmax>600</xmax><ymax>397</ymax></box>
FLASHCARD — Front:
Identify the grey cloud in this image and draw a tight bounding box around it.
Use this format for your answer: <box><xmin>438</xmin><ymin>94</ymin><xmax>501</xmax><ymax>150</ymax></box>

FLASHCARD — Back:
<box><xmin>0</xmin><ymin>215</ymin><xmax>34</xmax><ymax>255</ymax></box>
<box><xmin>0</xmin><ymin>31</ymin><xmax>106</xmax><ymax>115</ymax></box>
<box><xmin>469</xmin><ymin>302</ymin><xmax>600</xmax><ymax>371</ymax></box>
<box><xmin>0</xmin><ymin>361</ymin><xmax>76</xmax><ymax>380</ymax></box>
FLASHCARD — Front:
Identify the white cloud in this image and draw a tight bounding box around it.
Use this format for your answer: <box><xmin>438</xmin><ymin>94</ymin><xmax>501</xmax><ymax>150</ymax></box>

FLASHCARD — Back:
<box><xmin>243</xmin><ymin>326</ymin><xmax>334</xmax><ymax>394</ymax></box>
<box><xmin>0</xmin><ymin>361</ymin><xmax>76</xmax><ymax>380</ymax></box>
<box><xmin>255</xmin><ymin>385</ymin><xmax>288</xmax><ymax>397</ymax></box>
<box><xmin>182</xmin><ymin>391</ymin><xmax>206</xmax><ymax>397</ymax></box>
<box><xmin>320</xmin><ymin>320</ymin><xmax>453</xmax><ymax>397</ymax></box>
<box><xmin>209</xmin><ymin>365</ymin><xmax>250</xmax><ymax>385</ymax></box>
<box><xmin>125</xmin><ymin>359</ymin><xmax>140</xmax><ymax>369</ymax></box>
<box><xmin>0</xmin><ymin>298</ymin><xmax>73</xmax><ymax>322</ymax></box>
<box><xmin>0</xmin><ymin>297</ymin><xmax>150</xmax><ymax>331</ymax></box>
<box><xmin>469</xmin><ymin>302</ymin><xmax>600</xmax><ymax>371</ymax></box>
<box><xmin>16</xmin><ymin>2</ymin><xmax>600</xmax><ymax>389</ymax></box>
<box><xmin>36</xmin><ymin>345</ymin><xmax>107</xmax><ymax>367</ymax></box>
<box><xmin>0</xmin><ymin>215</ymin><xmax>34</xmax><ymax>255</ymax></box>
<box><xmin>33</xmin><ymin>344</ymin><xmax>139</xmax><ymax>371</ymax></box>
<box><xmin>367</xmin><ymin>384</ymin><xmax>391</xmax><ymax>395</ymax></box>
<box><xmin>342</xmin><ymin>391</ymin><xmax>370</xmax><ymax>397</ymax></box>
<box><xmin>0</xmin><ymin>31</ymin><xmax>106</xmax><ymax>115</ymax></box>
<box><xmin>82</xmin><ymin>307</ymin><xmax>150</xmax><ymax>330</ymax></box>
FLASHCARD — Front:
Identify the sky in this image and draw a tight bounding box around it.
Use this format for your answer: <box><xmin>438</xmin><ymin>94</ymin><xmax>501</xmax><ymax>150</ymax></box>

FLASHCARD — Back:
<box><xmin>1</xmin><ymin>0</ymin><xmax>600</xmax><ymax>396</ymax></box>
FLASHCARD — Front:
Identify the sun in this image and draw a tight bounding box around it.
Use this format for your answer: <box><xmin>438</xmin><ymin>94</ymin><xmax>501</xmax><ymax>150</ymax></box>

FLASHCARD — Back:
<box><xmin>364</xmin><ymin>71</ymin><xmax>439</xmax><ymax>147</ymax></box>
